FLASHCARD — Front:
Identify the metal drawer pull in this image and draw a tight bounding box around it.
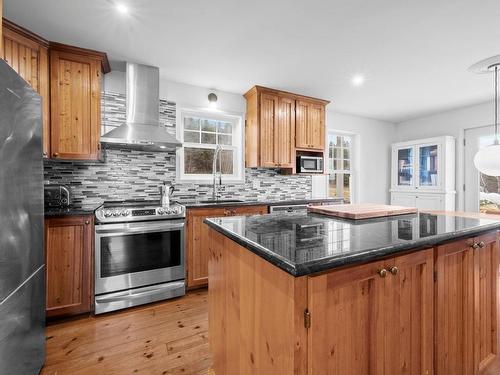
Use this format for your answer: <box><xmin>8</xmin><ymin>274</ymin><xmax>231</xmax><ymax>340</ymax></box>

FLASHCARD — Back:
<box><xmin>378</xmin><ymin>269</ymin><xmax>388</xmax><ymax>278</ymax></box>
<box><xmin>389</xmin><ymin>266</ymin><xmax>399</xmax><ymax>275</ymax></box>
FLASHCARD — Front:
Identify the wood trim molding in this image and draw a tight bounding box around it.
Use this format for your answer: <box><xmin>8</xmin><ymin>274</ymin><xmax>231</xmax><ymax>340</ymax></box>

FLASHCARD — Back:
<box><xmin>49</xmin><ymin>42</ymin><xmax>111</xmax><ymax>73</ymax></box>
<box><xmin>244</xmin><ymin>85</ymin><xmax>331</xmax><ymax>105</ymax></box>
<box><xmin>3</xmin><ymin>17</ymin><xmax>49</xmax><ymax>47</ymax></box>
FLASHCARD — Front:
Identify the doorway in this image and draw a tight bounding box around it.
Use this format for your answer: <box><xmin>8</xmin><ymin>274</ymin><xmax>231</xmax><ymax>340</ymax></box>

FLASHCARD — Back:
<box><xmin>464</xmin><ymin>125</ymin><xmax>500</xmax><ymax>213</ymax></box>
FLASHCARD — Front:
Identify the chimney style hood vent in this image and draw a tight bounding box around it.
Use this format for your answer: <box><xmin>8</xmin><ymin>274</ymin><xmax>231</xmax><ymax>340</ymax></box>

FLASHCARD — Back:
<box><xmin>100</xmin><ymin>63</ymin><xmax>181</xmax><ymax>151</ymax></box>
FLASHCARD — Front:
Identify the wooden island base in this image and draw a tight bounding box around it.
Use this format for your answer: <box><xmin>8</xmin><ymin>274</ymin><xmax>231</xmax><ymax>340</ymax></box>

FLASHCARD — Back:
<box><xmin>208</xmin><ymin>228</ymin><xmax>499</xmax><ymax>375</ymax></box>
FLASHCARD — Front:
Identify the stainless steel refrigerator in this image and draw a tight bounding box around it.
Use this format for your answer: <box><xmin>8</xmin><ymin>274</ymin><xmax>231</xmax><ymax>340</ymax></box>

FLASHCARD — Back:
<box><xmin>0</xmin><ymin>60</ymin><xmax>45</xmax><ymax>373</ymax></box>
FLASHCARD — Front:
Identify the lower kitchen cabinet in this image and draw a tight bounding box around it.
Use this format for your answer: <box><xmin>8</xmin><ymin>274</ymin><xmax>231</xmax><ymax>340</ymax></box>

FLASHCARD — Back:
<box><xmin>44</xmin><ymin>215</ymin><xmax>93</xmax><ymax>318</ymax></box>
<box><xmin>435</xmin><ymin>231</ymin><xmax>499</xmax><ymax>375</ymax></box>
<box><xmin>308</xmin><ymin>249</ymin><xmax>434</xmax><ymax>375</ymax></box>
<box><xmin>186</xmin><ymin>205</ymin><xmax>268</xmax><ymax>288</ymax></box>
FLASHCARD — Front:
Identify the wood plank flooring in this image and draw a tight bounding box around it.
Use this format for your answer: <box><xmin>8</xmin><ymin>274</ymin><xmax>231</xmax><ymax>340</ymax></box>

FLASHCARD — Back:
<box><xmin>42</xmin><ymin>286</ymin><xmax>500</xmax><ymax>375</ymax></box>
<box><xmin>41</xmin><ymin>290</ymin><xmax>211</xmax><ymax>375</ymax></box>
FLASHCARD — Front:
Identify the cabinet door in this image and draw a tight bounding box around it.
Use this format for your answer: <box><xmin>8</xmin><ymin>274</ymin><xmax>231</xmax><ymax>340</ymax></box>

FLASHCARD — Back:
<box><xmin>295</xmin><ymin>100</ymin><xmax>309</xmax><ymax>149</ymax></box>
<box><xmin>384</xmin><ymin>249</ymin><xmax>434</xmax><ymax>375</ymax></box>
<box><xmin>259</xmin><ymin>93</ymin><xmax>279</xmax><ymax>167</ymax></box>
<box><xmin>187</xmin><ymin>205</ymin><xmax>268</xmax><ymax>288</ymax></box>
<box><xmin>45</xmin><ymin>215</ymin><xmax>93</xmax><ymax>318</ymax></box>
<box><xmin>50</xmin><ymin>50</ymin><xmax>101</xmax><ymax>160</ymax></box>
<box><xmin>416</xmin><ymin>194</ymin><xmax>444</xmax><ymax>210</ymax></box>
<box><xmin>435</xmin><ymin>238</ymin><xmax>476</xmax><ymax>375</ymax></box>
<box><xmin>2</xmin><ymin>25</ymin><xmax>50</xmax><ymax>157</ymax></box>
<box><xmin>276</xmin><ymin>96</ymin><xmax>295</xmax><ymax>168</ymax></box>
<box><xmin>394</xmin><ymin>146</ymin><xmax>415</xmax><ymax>188</ymax></box>
<box><xmin>417</xmin><ymin>143</ymin><xmax>440</xmax><ymax>189</ymax></box>
<box><xmin>308</xmin><ymin>259</ymin><xmax>386</xmax><ymax>375</ymax></box>
<box><xmin>308</xmin><ymin>102</ymin><xmax>325</xmax><ymax>150</ymax></box>
<box><xmin>391</xmin><ymin>192</ymin><xmax>416</xmax><ymax>207</ymax></box>
<box><xmin>473</xmin><ymin>231</ymin><xmax>499</xmax><ymax>372</ymax></box>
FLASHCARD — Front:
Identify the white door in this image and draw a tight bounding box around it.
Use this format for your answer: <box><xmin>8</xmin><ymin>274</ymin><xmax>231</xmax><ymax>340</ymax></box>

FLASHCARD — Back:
<box><xmin>464</xmin><ymin>126</ymin><xmax>500</xmax><ymax>213</ymax></box>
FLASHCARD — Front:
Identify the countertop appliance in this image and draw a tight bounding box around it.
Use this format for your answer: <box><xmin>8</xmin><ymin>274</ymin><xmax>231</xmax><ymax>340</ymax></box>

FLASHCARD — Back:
<box><xmin>297</xmin><ymin>155</ymin><xmax>324</xmax><ymax>173</ymax></box>
<box><xmin>270</xmin><ymin>204</ymin><xmax>310</xmax><ymax>214</ymax></box>
<box><xmin>0</xmin><ymin>60</ymin><xmax>45</xmax><ymax>373</ymax></box>
<box><xmin>94</xmin><ymin>200</ymin><xmax>186</xmax><ymax>314</ymax></box>
<box><xmin>44</xmin><ymin>184</ymin><xmax>71</xmax><ymax>207</ymax></box>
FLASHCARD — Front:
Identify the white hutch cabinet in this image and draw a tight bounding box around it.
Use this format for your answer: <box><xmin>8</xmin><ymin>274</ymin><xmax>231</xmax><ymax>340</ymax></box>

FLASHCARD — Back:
<box><xmin>390</xmin><ymin>136</ymin><xmax>456</xmax><ymax>211</ymax></box>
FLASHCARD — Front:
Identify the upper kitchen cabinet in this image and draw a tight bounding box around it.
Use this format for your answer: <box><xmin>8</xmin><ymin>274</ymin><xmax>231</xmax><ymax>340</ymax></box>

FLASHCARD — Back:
<box><xmin>2</xmin><ymin>19</ymin><xmax>50</xmax><ymax>157</ymax></box>
<box><xmin>295</xmin><ymin>100</ymin><xmax>325</xmax><ymax>150</ymax></box>
<box><xmin>50</xmin><ymin>43</ymin><xmax>110</xmax><ymax>160</ymax></box>
<box><xmin>390</xmin><ymin>136</ymin><xmax>456</xmax><ymax>210</ymax></box>
<box><xmin>244</xmin><ymin>85</ymin><xmax>329</xmax><ymax>171</ymax></box>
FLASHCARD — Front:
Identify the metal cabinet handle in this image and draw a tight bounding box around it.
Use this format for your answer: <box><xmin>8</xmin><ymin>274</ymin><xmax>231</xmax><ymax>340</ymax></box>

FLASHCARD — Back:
<box><xmin>85</xmin><ymin>220</ymin><xmax>90</xmax><ymax>225</ymax></box>
<box><xmin>389</xmin><ymin>266</ymin><xmax>399</xmax><ymax>276</ymax></box>
<box><xmin>53</xmin><ymin>152</ymin><xmax>59</xmax><ymax>157</ymax></box>
<box><xmin>472</xmin><ymin>243</ymin><xmax>480</xmax><ymax>249</ymax></box>
<box><xmin>378</xmin><ymin>269</ymin><xmax>388</xmax><ymax>278</ymax></box>
<box><xmin>478</xmin><ymin>241</ymin><xmax>486</xmax><ymax>248</ymax></box>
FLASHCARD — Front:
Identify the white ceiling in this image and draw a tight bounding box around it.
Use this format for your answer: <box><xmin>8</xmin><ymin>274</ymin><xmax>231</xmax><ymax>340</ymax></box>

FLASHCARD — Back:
<box><xmin>5</xmin><ymin>0</ymin><xmax>500</xmax><ymax>123</ymax></box>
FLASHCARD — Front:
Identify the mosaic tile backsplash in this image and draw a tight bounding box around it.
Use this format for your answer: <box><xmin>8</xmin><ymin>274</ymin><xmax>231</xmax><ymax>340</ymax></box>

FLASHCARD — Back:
<box><xmin>43</xmin><ymin>91</ymin><xmax>312</xmax><ymax>205</ymax></box>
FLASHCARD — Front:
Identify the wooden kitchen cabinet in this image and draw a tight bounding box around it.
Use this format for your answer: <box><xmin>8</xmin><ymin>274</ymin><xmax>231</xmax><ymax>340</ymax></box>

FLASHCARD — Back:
<box><xmin>50</xmin><ymin>43</ymin><xmax>109</xmax><ymax>160</ymax></box>
<box><xmin>45</xmin><ymin>215</ymin><xmax>93</xmax><ymax>318</ymax></box>
<box><xmin>186</xmin><ymin>205</ymin><xmax>268</xmax><ymax>288</ymax></box>
<box><xmin>435</xmin><ymin>231</ymin><xmax>499</xmax><ymax>375</ymax></box>
<box><xmin>245</xmin><ymin>85</ymin><xmax>329</xmax><ymax>170</ymax></box>
<box><xmin>295</xmin><ymin>100</ymin><xmax>325</xmax><ymax>150</ymax></box>
<box><xmin>2</xmin><ymin>19</ymin><xmax>50</xmax><ymax>157</ymax></box>
<box><xmin>308</xmin><ymin>249</ymin><xmax>434</xmax><ymax>375</ymax></box>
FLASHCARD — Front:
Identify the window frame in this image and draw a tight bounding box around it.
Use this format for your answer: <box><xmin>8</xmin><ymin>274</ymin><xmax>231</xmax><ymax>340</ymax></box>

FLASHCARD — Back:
<box><xmin>176</xmin><ymin>107</ymin><xmax>245</xmax><ymax>184</ymax></box>
<box><xmin>327</xmin><ymin>132</ymin><xmax>357</xmax><ymax>203</ymax></box>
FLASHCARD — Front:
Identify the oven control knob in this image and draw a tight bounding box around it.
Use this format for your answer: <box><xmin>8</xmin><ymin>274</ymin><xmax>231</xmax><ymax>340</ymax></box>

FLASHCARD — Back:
<box><xmin>112</xmin><ymin>211</ymin><xmax>120</xmax><ymax>217</ymax></box>
<box><xmin>104</xmin><ymin>210</ymin><xmax>112</xmax><ymax>218</ymax></box>
<box><xmin>121</xmin><ymin>210</ymin><xmax>128</xmax><ymax>216</ymax></box>
<box><xmin>123</xmin><ymin>210</ymin><xmax>130</xmax><ymax>216</ymax></box>
<box><xmin>158</xmin><ymin>208</ymin><xmax>164</xmax><ymax>215</ymax></box>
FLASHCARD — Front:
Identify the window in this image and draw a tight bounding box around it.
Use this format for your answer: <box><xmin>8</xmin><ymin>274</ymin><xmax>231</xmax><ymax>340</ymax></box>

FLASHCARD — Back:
<box><xmin>328</xmin><ymin>134</ymin><xmax>353</xmax><ymax>203</ymax></box>
<box><xmin>177</xmin><ymin>109</ymin><xmax>243</xmax><ymax>182</ymax></box>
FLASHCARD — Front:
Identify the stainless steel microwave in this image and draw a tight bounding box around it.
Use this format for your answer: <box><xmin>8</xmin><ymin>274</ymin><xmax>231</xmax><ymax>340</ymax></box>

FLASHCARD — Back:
<box><xmin>297</xmin><ymin>155</ymin><xmax>324</xmax><ymax>173</ymax></box>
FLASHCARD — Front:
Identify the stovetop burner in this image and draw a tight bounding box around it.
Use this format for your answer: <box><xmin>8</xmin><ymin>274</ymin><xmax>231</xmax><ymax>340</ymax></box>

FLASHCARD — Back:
<box><xmin>95</xmin><ymin>199</ymin><xmax>185</xmax><ymax>223</ymax></box>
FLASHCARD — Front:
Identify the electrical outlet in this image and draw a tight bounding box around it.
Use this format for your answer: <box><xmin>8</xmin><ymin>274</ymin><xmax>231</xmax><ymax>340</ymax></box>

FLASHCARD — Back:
<box><xmin>252</xmin><ymin>180</ymin><xmax>260</xmax><ymax>189</ymax></box>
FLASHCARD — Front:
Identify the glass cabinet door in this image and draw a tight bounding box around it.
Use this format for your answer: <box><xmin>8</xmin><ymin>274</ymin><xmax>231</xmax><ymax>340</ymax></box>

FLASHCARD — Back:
<box><xmin>418</xmin><ymin>145</ymin><xmax>438</xmax><ymax>187</ymax></box>
<box><xmin>397</xmin><ymin>147</ymin><xmax>414</xmax><ymax>186</ymax></box>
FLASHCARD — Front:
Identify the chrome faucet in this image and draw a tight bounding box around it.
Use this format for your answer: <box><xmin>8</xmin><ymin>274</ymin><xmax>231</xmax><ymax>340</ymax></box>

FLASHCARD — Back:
<box><xmin>212</xmin><ymin>144</ymin><xmax>222</xmax><ymax>201</ymax></box>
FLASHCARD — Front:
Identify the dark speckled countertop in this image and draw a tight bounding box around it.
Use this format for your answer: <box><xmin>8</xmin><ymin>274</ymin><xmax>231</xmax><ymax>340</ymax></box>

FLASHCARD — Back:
<box><xmin>205</xmin><ymin>211</ymin><xmax>500</xmax><ymax>276</ymax></box>
<box><xmin>44</xmin><ymin>204</ymin><xmax>100</xmax><ymax>217</ymax></box>
<box><xmin>183</xmin><ymin>197</ymin><xmax>343</xmax><ymax>209</ymax></box>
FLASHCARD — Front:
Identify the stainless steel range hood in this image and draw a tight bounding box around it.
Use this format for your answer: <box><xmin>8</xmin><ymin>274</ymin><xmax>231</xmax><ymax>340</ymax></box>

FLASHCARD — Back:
<box><xmin>100</xmin><ymin>63</ymin><xmax>181</xmax><ymax>151</ymax></box>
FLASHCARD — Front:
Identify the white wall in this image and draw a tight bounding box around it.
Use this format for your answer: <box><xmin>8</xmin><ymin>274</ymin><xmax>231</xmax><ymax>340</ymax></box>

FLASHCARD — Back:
<box><xmin>104</xmin><ymin>70</ymin><xmax>246</xmax><ymax>114</ymax></box>
<box><xmin>396</xmin><ymin>100</ymin><xmax>495</xmax><ymax>210</ymax></box>
<box><xmin>327</xmin><ymin>112</ymin><xmax>396</xmax><ymax>204</ymax></box>
<box><xmin>105</xmin><ymin>71</ymin><xmax>397</xmax><ymax>204</ymax></box>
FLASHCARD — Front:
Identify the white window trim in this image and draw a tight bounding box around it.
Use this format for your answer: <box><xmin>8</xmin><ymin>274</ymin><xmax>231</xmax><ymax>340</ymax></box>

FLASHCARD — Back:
<box><xmin>327</xmin><ymin>131</ymin><xmax>359</xmax><ymax>203</ymax></box>
<box><xmin>176</xmin><ymin>106</ymin><xmax>245</xmax><ymax>184</ymax></box>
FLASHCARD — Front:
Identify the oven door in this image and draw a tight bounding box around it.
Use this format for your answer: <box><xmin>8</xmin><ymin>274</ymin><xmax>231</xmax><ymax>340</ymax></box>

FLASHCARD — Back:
<box><xmin>95</xmin><ymin>219</ymin><xmax>185</xmax><ymax>295</ymax></box>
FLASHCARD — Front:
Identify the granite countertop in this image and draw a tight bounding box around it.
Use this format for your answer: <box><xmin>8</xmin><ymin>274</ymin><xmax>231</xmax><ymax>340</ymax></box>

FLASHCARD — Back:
<box><xmin>205</xmin><ymin>211</ymin><xmax>500</xmax><ymax>277</ymax></box>
<box><xmin>44</xmin><ymin>203</ymin><xmax>101</xmax><ymax>217</ymax></box>
<box><xmin>183</xmin><ymin>197</ymin><xmax>343</xmax><ymax>209</ymax></box>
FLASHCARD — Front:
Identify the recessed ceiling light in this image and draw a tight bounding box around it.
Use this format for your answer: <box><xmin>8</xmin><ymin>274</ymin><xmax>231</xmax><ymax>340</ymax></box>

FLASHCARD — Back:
<box><xmin>116</xmin><ymin>3</ymin><xmax>129</xmax><ymax>14</ymax></box>
<box><xmin>351</xmin><ymin>74</ymin><xmax>365</xmax><ymax>87</ymax></box>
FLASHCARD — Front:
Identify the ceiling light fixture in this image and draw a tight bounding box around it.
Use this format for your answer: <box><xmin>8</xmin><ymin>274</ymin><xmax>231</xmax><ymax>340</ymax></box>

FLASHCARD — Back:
<box><xmin>351</xmin><ymin>74</ymin><xmax>365</xmax><ymax>87</ymax></box>
<box><xmin>115</xmin><ymin>3</ymin><xmax>129</xmax><ymax>14</ymax></box>
<box><xmin>208</xmin><ymin>93</ymin><xmax>218</xmax><ymax>108</ymax></box>
<box><xmin>469</xmin><ymin>56</ymin><xmax>500</xmax><ymax>176</ymax></box>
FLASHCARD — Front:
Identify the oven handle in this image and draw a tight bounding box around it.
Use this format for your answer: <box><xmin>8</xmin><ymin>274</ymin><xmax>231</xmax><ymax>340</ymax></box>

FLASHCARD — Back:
<box><xmin>95</xmin><ymin>221</ymin><xmax>185</xmax><ymax>235</ymax></box>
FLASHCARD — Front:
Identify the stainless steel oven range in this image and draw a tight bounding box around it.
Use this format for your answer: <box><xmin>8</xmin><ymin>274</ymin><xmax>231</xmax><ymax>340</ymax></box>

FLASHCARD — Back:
<box><xmin>94</xmin><ymin>200</ymin><xmax>185</xmax><ymax>314</ymax></box>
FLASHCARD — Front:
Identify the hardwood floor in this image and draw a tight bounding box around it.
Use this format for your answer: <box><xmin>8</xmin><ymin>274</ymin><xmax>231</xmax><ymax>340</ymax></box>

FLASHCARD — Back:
<box><xmin>43</xmin><ymin>286</ymin><xmax>500</xmax><ymax>375</ymax></box>
<box><xmin>41</xmin><ymin>290</ymin><xmax>211</xmax><ymax>375</ymax></box>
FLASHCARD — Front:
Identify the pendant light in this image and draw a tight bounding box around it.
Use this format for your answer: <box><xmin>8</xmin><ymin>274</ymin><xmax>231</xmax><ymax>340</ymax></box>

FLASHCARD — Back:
<box><xmin>469</xmin><ymin>56</ymin><xmax>500</xmax><ymax>176</ymax></box>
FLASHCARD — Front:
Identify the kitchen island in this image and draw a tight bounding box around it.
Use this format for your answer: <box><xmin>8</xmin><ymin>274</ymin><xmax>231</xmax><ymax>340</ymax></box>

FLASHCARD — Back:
<box><xmin>205</xmin><ymin>211</ymin><xmax>500</xmax><ymax>375</ymax></box>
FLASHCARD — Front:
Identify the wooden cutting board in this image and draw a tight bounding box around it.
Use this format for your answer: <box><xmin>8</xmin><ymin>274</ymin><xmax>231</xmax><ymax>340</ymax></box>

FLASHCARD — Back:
<box><xmin>308</xmin><ymin>203</ymin><xmax>418</xmax><ymax>220</ymax></box>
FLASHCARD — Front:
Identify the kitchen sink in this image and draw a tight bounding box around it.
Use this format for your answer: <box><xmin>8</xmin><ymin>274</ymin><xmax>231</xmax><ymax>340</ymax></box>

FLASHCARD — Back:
<box><xmin>199</xmin><ymin>199</ymin><xmax>244</xmax><ymax>203</ymax></box>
